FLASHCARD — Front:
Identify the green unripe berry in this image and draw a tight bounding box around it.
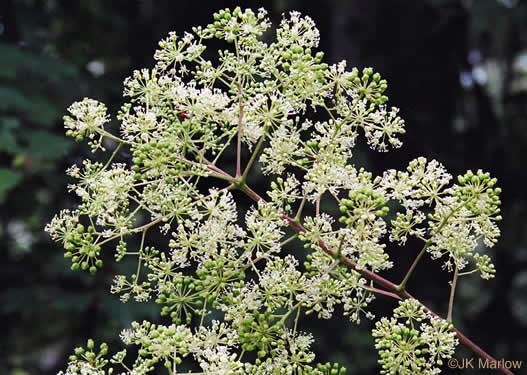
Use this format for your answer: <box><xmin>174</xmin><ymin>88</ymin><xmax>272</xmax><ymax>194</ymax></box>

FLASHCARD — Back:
<box><xmin>87</xmin><ymin>339</ymin><xmax>95</xmax><ymax>350</ymax></box>
<box><xmin>74</xmin><ymin>347</ymin><xmax>85</xmax><ymax>355</ymax></box>
<box><xmin>100</xmin><ymin>345</ymin><xmax>108</xmax><ymax>356</ymax></box>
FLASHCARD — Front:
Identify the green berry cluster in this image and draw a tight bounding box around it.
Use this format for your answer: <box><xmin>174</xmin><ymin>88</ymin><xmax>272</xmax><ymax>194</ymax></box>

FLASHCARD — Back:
<box><xmin>206</xmin><ymin>7</ymin><xmax>268</xmax><ymax>42</ymax></box>
<box><xmin>238</xmin><ymin>311</ymin><xmax>281</xmax><ymax>358</ymax></box>
<box><xmin>374</xmin><ymin>324</ymin><xmax>429</xmax><ymax>374</ymax></box>
<box><xmin>372</xmin><ymin>299</ymin><xmax>457</xmax><ymax>375</ymax></box>
<box><xmin>69</xmin><ymin>339</ymin><xmax>109</xmax><ymax>371</ymax></box>
<box><xmin>157</xmin><ymin>275</ymin><xmax>204</xmax><ymax>324</ymax></box>
<box><xmin>197</xmin><ymin>259</ymin><xmax>246</xmax><ymax>298</ymax></box>
<box><xmin>281</xmin><ymin>43</ymin><xmax>328</xmax><ymax>83</ymax></box>
<box><xmin>304</xmin><ymin>254</ymin><xmax>321</xmax><ymax>277</ymax></box>
<box><xmin>314</xmin><ymin>362</ymin><xmax>347</xmax><ymax>375</ymax></box>
<box><xmin>455</xmin><ymin>169</ymin><xmax>502</xmax><ymax>217</ymax></box>
<box><xmin>347</xmin><ymin>67</ymin><xmax>388</xmax><ymax>105</ymax></box>
<box><xmin>128</xmin><ymin>321</ymin><xmax>192</xmax><ymax>369</ymax></box>
<box><xmin>245</xmin><ymin>361</ymin><xmax>346</xmax><ymax>375</ymax></box>
<box><xmin>339</xmin><ymin>188</ymin><xmax>389</xmax><ymax>226</ymax></box>
<box><xmin>473</xmin><ymin>253</ymin><xmax>496</xmax><ymax>279</ymax></box>
<box><xmin>63</xmin><ymin>224</ymin><xmax>103</xmax><ymax>274</ymax></box>
<box><xmin>156</xmin><ymin>259</ymin><xmax>246</xmax><ymax>324</ymax></box>
<box><xmin>114</xmin><ymin>240</ymin><xmax>127</xmax><ymax>262</ymax></box>
<box><xmin>131</xmin><ymin>141</ymin><xmax>189</xmax><ymax>181</ymax></box>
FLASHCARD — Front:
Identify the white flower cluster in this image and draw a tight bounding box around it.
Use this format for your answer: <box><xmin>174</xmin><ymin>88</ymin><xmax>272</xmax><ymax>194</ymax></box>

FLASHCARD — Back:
<box><xmin>381</xmin><ymin>158</ymin><xmax>501</xmax><ymax>278</ymax></box>
<box><xmin>63</xmin><ymin>98</ymin><xmax>111</xmax><ymax>151</ymax></box>
<box><xmin>57</xmin><ymin>362</ymin><xmax>104</xmax><ymax>375</ymax></box>
<box><xmin>49</xmin><ymin>6</ymin><xmax>502</xmax><ymax>375</ymax></box>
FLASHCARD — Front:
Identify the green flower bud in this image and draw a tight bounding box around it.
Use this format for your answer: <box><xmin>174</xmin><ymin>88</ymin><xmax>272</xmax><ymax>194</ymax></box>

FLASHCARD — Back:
<box><xmin>87</xmin><ymin>339</ymin><xmax>95</xmax><ymax>350</ymax></box>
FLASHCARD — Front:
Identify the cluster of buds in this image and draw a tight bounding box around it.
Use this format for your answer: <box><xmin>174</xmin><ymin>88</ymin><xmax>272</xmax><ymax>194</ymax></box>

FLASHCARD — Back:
<box><xmin>347</xmin><ymin>67</ymin><xmax>389</xmax><ymax>105</ymax></box>
<box><xmin>63</xmin><ymin>224</ymin><xmax>102</xmax><ymax>274</ymax></box>
<box><xmin>339</xmin><ymin>188</ymin><xmax>389</xmax><ymax>227</ymax></box>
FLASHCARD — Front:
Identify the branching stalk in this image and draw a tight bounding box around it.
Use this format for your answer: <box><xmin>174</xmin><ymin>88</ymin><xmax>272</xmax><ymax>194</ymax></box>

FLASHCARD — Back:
<box><xmin>241</xmin><ymin>125</ymin><xmax>270</xmax><ymax>181</ymax></box>
<box><xmin>447</xmin><ymin>267</ymin><xmax>459</xmax><ymax>323</ymax></box>
<box><xmin>398</xmin><ymin>199</ymin><xmax>475</xmax><ymax>291</ymax></box>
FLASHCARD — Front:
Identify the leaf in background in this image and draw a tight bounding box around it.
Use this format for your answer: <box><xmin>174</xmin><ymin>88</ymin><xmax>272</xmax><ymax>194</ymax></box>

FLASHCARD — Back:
<box><xmin>0</xmin><ymin>117</ymin><xmax>22</xmax><ymax>153</ymax></box>
<box><xmin>24</xmin><ymin>96</ymin><xmax>61</xmax><ymax>128</ymax></box>
<box><xmin>0</xmin><ymin>168</ymin><xmax>22</xmax><ymax>202</ymax></box>
<box><xmin>0</xmin><ymin>88</ymin><xmax>62</xmax><ymax>128</ymax></box>
<box><xmin>0</xmin><ymin>43</ymin><xmax>78</xmax><ymax>80</ymax></box>
<box><xmin>0</xmin><ymin>87</ymin><xmax>31</xmax><ymax>112</ymax></box>
<box><xmin>23</xmin><ymin>130</ymin><xmax>72</xmax><ymax>160</ymax></box>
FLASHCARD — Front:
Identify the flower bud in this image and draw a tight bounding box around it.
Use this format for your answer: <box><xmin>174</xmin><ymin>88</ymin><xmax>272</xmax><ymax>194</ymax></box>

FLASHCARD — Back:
<box><xmin>87</xmin><ymin>339</ymin><xmax>95</xmax><ymax>350</ymax></box>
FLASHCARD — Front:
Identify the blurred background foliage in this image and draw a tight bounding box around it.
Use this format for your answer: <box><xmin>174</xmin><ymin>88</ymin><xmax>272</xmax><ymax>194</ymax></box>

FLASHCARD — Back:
<box><xmin>1</xmin><ymin>0</ymin><xmax>527</xmax><ymax>374</ymax></box>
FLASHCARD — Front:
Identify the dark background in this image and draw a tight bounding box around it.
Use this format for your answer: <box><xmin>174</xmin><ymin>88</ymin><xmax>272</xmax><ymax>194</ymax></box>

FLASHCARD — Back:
<box><xmin>2</xmin><ymin>0</ymin><xmax>527</xmax><ymax>374</ymax></box>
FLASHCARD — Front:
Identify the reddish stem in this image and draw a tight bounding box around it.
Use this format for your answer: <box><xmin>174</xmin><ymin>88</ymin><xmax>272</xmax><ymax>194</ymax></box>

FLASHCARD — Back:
<box><xmin>363</xmin><ymin>285</ymin><xmax>401</xmax><ymax>300</ymax></box>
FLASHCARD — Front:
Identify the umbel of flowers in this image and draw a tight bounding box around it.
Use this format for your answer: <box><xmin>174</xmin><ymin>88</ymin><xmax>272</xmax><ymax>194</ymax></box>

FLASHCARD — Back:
<box><xmin>46</xmin><ymin>7</ymin><xmax>507</xmax><ymax>375</ymax></box>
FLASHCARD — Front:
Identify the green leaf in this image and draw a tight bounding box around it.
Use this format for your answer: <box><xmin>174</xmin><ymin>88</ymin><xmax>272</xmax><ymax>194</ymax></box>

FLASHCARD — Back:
<box><xmin>0</xmin><ymin>87</ymin><xmax>31</xmax><ymax>112</ymax></box>
<box><xmin>24</xmin><ymin>96</ymin><xmax>61</xmax><ymax>128</ymax></box>
<box><xmin>22</xmin><ymin>130</ymin><xmax>72</xmax><ymax>160</ymax></box>
<box><xmin>0</xmin><ymin>87</ymin><xmax>61</xmax><ymax>127</ymax></box>
<box><xmin>0</xmin><ymin>168</ymin><xmax>22</xmax><ymax>202</ymax></box>
<box><xmin>0</xmin><ymin>117</ymin><xmax>22</xmax><ymax>153</ymax></box>
<box><xmin>0</xmin><ymin>43</ymin><xmax>78</xmax><ymax>80</ymax></box>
